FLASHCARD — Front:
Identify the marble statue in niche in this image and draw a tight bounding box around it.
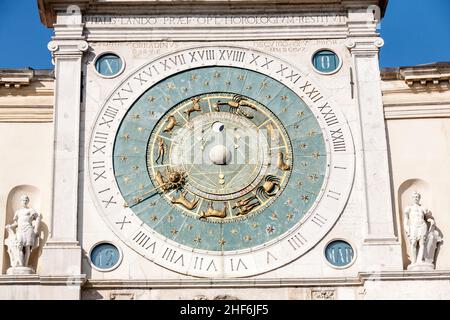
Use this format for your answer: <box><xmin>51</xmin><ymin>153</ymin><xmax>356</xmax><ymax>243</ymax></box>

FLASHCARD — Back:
<box><xmin>403</xmin><ymin>191</ymin><xmax>443</xmax><ymax>271</ymax></box>
<box><xmin>4</xmin><ymin>195</ymin><xmax>41</xmax><ymax>275</ymax></box>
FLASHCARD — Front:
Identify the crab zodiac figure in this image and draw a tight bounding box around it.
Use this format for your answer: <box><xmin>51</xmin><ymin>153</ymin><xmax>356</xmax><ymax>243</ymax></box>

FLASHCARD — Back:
<box><xmin>216</xmin><ymin>94</ymin><xmax>257</xmax><ymax>119</ymax></box>
<box><xmin>256</xmin><ymin>175</ymin><xmax>280</xmax><ymax>200</ymax></box>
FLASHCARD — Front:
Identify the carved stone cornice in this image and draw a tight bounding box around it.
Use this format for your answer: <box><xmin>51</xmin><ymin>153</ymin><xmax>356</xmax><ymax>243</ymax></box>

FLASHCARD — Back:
<box><xmin>0</xmin><ymin>68</ymin><xmax>35</xmax><ymax>89</ymax></box>
<box><xmin>381</xmin><ymin>62</ymin><xmax>450</xmax><ymax>87</ymax></box>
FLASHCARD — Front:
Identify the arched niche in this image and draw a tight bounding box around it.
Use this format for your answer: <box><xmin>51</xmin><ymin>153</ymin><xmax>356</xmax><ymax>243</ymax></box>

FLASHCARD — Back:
<box><xmin>2</xmin><ymin>185</ymin><xmax>48</xmax><ymax>274</ymax></box>
<box><xmin>397</xmin><ymin>179</ymin><xmax>432</xmax><ymax>269</ymax></box>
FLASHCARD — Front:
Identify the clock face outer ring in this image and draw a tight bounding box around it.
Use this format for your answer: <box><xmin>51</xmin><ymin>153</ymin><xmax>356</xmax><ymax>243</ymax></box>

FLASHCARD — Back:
<box><xmin>87</xmin><ymin>45</ymin><xmax>355</xmax><ymax>278</ymax></box>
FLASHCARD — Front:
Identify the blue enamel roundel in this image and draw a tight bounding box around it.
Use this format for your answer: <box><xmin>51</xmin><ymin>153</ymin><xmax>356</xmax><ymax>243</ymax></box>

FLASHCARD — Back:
<box><xmin>95</xmin><ymin>53</ymin><xmax>123</xmax><ymax>77</ymax></box>
<box><xmin>312</xmin><ymin>50</ymin><xmax>340</xmax><ymax>74</ymax></box>
<box><xmin>325</xmin><ymin>240</ymin><xmax>354</xmax><ymax>267</ymax></box>
<box><xmin>90</xmin><ymin>243</ymin><xmax>121</xmax><ymax>270</ymax></box>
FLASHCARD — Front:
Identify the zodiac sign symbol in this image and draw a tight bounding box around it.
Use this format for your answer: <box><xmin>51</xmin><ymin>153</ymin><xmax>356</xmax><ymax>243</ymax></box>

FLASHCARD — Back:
<box><xmin>155</xmin><ymin>137</ymin><xmax>165</xmax><ymax>164</ymax></box>
<box><xmin>163</xmin><ymin>115</ymin><xmax>180</xmax><ymax>134</ymax></box>
<box><xmin>277</xmin><ymin>151</ymin><xmax>291</xmax><ymax>171</ymax></box>
<box><xmin>155</xmin><ymin>167</ymin><xmax>186</xmax><ymax>193</ymax></box>
<box><xmin>199</xmin><ymin>202</ymin><xmax>227</xmax><ymax>219</ymax></box>
<box><xmin>256</xmin><ymin>175</ymin><xmax>280</xmax><ymax>200</ymax></box>
<box><xmin>170</xmin><ymin>191</ymin><xmax>199</xmax><ymax>210</ymax></box>
<box><xmin>216</xmin><ymin>94</ymin><xmax>257</xmax><ymax>119</ymax></box>
<box><xmin>232</xmin><ymin>195</ymin><xmax>260</xmax><ymax>216</ymax></box>
<box><xmin>184</xmin><ymin>97</ymin><xmax>202</xmax><ymax>119</ymax></box>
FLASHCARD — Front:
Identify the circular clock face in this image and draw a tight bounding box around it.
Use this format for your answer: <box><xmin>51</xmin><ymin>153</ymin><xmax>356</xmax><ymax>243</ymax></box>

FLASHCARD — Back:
<box><xmin>88</xmin><ymin>46</ymin><xmax>354</xmax><ymax>277</ymax></box>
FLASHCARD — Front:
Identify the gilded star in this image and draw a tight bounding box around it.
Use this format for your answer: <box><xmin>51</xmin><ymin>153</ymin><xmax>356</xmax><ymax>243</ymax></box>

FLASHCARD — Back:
<box><xmin>251</xmin><ymin>223</ymin><xmax>259</xmax><ymax>229</ymax></box>
<box><xmin>132</xmin><ymin>114</ymin><xmax>140</xmax><ymax>120</ymax></box>
<box><xmin>281</xmin><ymin>107</ymin><xmax>287</xmax><ymax>113</ymax></box>
<box><xmin>297</xmin><ymin>111</ymin><xmax>305</xmax><ymax>117</ymax></box>
<box><xmin>271</xmin><ymin>212</ymin><xmax>278</xmax><ymax>220</ymax></box>
<box><xmin>309</xmin><ymin>173</ymin><xmax>319</xmax><ymax>182</ymax></box>
<box><xmin>301</xmin><ymin>161</ymin><xmax>308</xmax><ymax>167</ymax></box>
<box><xmin>170</xmin><ymin>228</ymin><xmax>178</xmax><ymax>235</ymax></box>
<box><xmin>190</xmin><ymin>74</ymin><xmax>198</xmax><ymax>81</ymax></box>
<box><xmin>133</xmin><ymin>196</ymin><xmax>141</xmax><ymax>203</ymax></box>
<box><xmin>243</xmin><ymin>235</ymin><xmax>252</xmax><ymax>241</ymax></box>
<box><xmin>149</xmin><ymin>111</ymin><xmax>156</xmax><ymax>118</ymax></box>
<box><xmin>312</xmin><ymin>152</ymin><xmax>320</xmax><ymax>159</ymax></box>
<box><xmin>137</xmin><ymin>127</ymin><xmax>144</xmax><ymax>132</ymax></box>
<box><xmin>119</xmin><ymin>154</ymin><xmax>127</xmax><ymax>161</ymax></box>
<box><xmin>296</xmin><ymin>180</ymin><xmax>303</xmax><ymax>187</ymax></box>
<box><xmin>245</xmin><ymin>85</ymin><xmax>252</xmax><ymax>90</ymax></box>
<box><xmin>133</xmin><ymin>146</ymin><xmax>139</xmax><ymax>153</ymax></box>
<box><xmin>266</xmin><ymin>225</ymin><xmax>275</xmax><ymax>234</ymax></box>
<box><xmin>225</xmin><ymin>81</ymin><xmax>232</xmax><ymax>87</ymax></box>
<box><xmin>213</xmin><ymin>71</ymin><xmax>221</xmax><ymax>78</ymax></box>
<box><xmin>147</xmin><ymin>96</ymin><xmax>156</xmax><ymax>103</ymax></box>
<box><xmin>181</xmin><ymin>87</ymin><xmax>188</xmax><ymax>93</ymax></box>
<box><xmin>286</xmin><ymin>212</ymin><xmax>294</xmax><ymax>221</ymax></box>
<box><xmin>166</xmin><ymin>82</ymin><xmax>176</xmax><ymax>90</ymax></box>
<box><xmin>132</xmin><ymin>165</ymin><xmax>139</xmax><ymax>171</ymax></box>
<box><xmin>164</xmin><ymin>96</ymin><xmax>171</xmax><ymax>102</ymax></box>
<box><xmin>237</xmin><ymin>74</ymin><xmax>245</xmax><ymax>81</ymax></box>
<box><xmin>149</xmin><ymin>201</ymin><xmax>157</xmax><ymax>207</ymax></box>
<box><xmin>293</xmin><ymin>124</ymin><xmax>300</xmax><ymax>129</ymax></box>
<box><xmin>286</xmin><ymin>198</ymin><xmax>293</xmax><ymax>205</ymax></box>
<box><xmin>231</xmin><ymin>229</ymin><xmax>238</xmax><ymax>235</ymax></box>
<box><xmin>194</xmin><ymin>235</ymin><xmax>201</xmax><ymax>244</ymax></box>
<box><xmin>138</xmin><ymin>184</ymin><xmax>145</xmax><ymax>190</ymax></box>
<box><xmin>123</xmin><ymin>176</ymin><xmax>131</xmax><ymax>184</ymax></box>
<box><xmin>208</xmin><ymin>229</ymin><xmax>214</xmax><ymax>235</ymax></box>
<box><xmin>123</xmin><ymin>133</ymin><xmax>130</xmax><ymax>140</ymax></box>
<box><xmin>265</xmin><ymin>95</ymin><xmax>272</xmax><ymax>100</ymax></box>
<box><xmin>218</xmin><ymin>238</ymin><xmax>226</xmax><ymax>246</ymax></box>
<box><xmin>185</xmin><ymin>224</ymin><xmax>193</xmax><ymax>230</ymax></box>
<box><xmin>300</xmin><ymin>143</ymin><xmax>307</xmax><ymax>149</ymax></box>
<box><xmin>281</xmin><ymin>95</ymin><xmax>288</xmax><ymax>101</ymax></box>
<box><xmin>166</xmin><ymin>214</ymin><xmax>174</xmax><ymax>222</ymax></box>
<box><xmin>301</xmin><ymin>194</ymin><xmax>309</xmax><ymax>202</ymax></box>
<box><xmin>308</xmin><ymin>130</ymin><xmax>316</xmax><ymax>137</ymax></box>
<box><xmin>150</xmin><ymin>215</ymin><xmax>158</xmax><ymax>221</ymax></box>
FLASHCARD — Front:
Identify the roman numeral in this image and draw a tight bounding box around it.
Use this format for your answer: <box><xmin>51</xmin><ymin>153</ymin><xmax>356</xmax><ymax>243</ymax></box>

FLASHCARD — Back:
<box><xmin>189</xmin><ymin>50</ymin><xmax>215</xmax><ymax>62</ymax></box>
<box><xmin>162</xmin><ymin>248</ymin><xmax>184</xmax><ymax>266</ymax></box>
<box><xmin>99</xmin><ymin>106</ymin><xmax>119</xmax><ymax>128</ymax></box>
<box><xmin>132</xmin><ymin>231</ymin><xmax>156</xmax><ymax>252</ymax></box>
<box><xmin>327</xmin><ymin>190</ymin><xmax>341</xmax><ymax>200</ymax></box>
<box><xmin>92</xmin><ymin>160</ymin><xmax>107</xmax><ymax>181</ymax></box>
<box><xmin>102</xmin><ymin>196</ymin><xmax>116</xmax><ymax>208</ymax></box>
<box><xmin>266</xmin><ymin>251</ymin><xmax>278</xmax><ymax>264</ymax></box>
<box><xmin>249</xmin><ymin>54</ymin><xmax>260</xmax><ymax>65</ymax></box>
<box><xmin>112</xmin><ymin>83</ymin><xmax>133</xmax><ymax>105</ymax></box>
<box><xmin>92</xmin><ymin>132</ymin><xmax>108</xmax><ymax>154</ymax></box>
<box><xmin>311</xmin><ymin>213</ymin><xmax>327</xmax><ymax>227</ymax></box>
<box><xmin>115</xmin><ymin>216</ymin><xmax>131</xmax><ymax>230</ymax></box>
<box><xmin>218</xmin><ymin>49</ymin><xmax>246</xmax><ymax>62</ymax></box>
<box><xmin>287</xmin><ymin>232</ymin><xmax>307</xmax><ymax>251</ymax></box>
<box><xmin>276</xmin><ymin>64</ymin><xmax>288</xmax><ymax>76</ymax></box>
<box><xmin>285</xmin><ymin>70</ymin><xmax>302</xmax><ymax>84</ymax></box>
<box><xmin>318</xmin><ymin>102</ymin><xmax>339</xmax><ymax>127</ymax></box>
<box><xmin>331</xmin><ymin>128</ymin><xmax>346</xmax><ymax>152</ymax></box>
<box><xmin>230</xmin><ymin>258</ymin><xmax>247</xmax><ymax>271</ymax></box>
<box><xmin>260</xmin><ymin>58</ymin><xmax>274</xmax><ymax>69</ymax></box>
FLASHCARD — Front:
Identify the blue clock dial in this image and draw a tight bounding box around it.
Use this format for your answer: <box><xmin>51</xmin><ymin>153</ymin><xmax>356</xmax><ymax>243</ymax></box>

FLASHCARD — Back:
<box><xmin>312</xmin><ymin>50</ymin><xmax>340</xmax><ymax>74</ymax></box>
<box><xmin>95</xmin><ymin>53</ymin><xmax>123</xmax><ymax>77</ymax></box>
<box><xmin>113</xmin><ymin>66</ymin><xmax>327</xmax><ymax>252</ymax></box>
<box><xmin>90</xmin><ymin>243</ymin><xmax>121</xmax><ymax>270</ymax></box>
<box><xmin>325</xmin><ymin>240</ymin><xmax>354</xmax><ymax>267</ymax></box>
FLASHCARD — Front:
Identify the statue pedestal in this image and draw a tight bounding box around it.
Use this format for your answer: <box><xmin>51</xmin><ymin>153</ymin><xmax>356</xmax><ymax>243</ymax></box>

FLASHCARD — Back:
<box><xmin>407</xmin><ymin>262</ymin><xmax>435</xmax><ymax>271</ymax></box>
<box><xmin>6</xmin><ymin>267</ymin><xmax>35</xmax><ymax>275</ymax></box>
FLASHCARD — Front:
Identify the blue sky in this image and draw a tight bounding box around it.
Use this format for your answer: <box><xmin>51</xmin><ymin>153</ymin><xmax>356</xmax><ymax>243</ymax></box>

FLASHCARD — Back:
<box><xmin>0</xmin><ymin>0</ymin><xmax>449</xmax><ymax>69</ymax></box>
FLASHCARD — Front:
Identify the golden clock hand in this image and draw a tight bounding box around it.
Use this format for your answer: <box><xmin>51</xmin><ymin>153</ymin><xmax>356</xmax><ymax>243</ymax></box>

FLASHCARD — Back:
<box><xmin>125</xmin><ymin>183</ymin><xmax>169</xmax><ymax>208</ymax></box>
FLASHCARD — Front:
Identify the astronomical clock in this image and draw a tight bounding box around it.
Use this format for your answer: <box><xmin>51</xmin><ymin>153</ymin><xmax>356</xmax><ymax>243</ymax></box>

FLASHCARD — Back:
<box><xmin>87</xmin><ymin>46</ymin><xmax>354</xmax><ymax>277</ymax></box>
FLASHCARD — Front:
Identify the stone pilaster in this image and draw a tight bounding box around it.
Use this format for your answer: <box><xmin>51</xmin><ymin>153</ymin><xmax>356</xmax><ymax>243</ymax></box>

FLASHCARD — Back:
<box><xmin>38</xmin><ymin>10</ymin><xmax>87</xmax><ymax>296</ymax></box>
<box><xmin>344</xmin><ymin>6</ymin><xmax>402</xmax><ymax>270</ymax></box>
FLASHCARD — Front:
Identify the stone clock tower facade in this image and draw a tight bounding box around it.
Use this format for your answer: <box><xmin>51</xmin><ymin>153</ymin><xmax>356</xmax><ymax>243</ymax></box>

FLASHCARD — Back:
<box><xmin>4</xmin><ymin>0</ymin><xmax>448</xmax><ymax>299</ymax></box>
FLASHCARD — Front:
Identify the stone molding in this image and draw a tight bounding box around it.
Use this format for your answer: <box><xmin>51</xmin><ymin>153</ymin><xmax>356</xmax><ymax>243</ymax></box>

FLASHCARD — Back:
<box><xmin>0</xmin><ymin>69</ymin><xmax>54</xmax><ymax>123</ymax></box>
<box><xmin>0</xmin><ymin>274</ymin><xmax>86</xmax><ymax>286</ymax></box>
<box><xmin>82</xmin><ymin>270</ymin><xmax>450</xmax><ymax>289</ymax></box>
<box><xmin>381</xmin><ymin>63</ymin><xmax>450</xmax><ymax>88</ymax></box>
